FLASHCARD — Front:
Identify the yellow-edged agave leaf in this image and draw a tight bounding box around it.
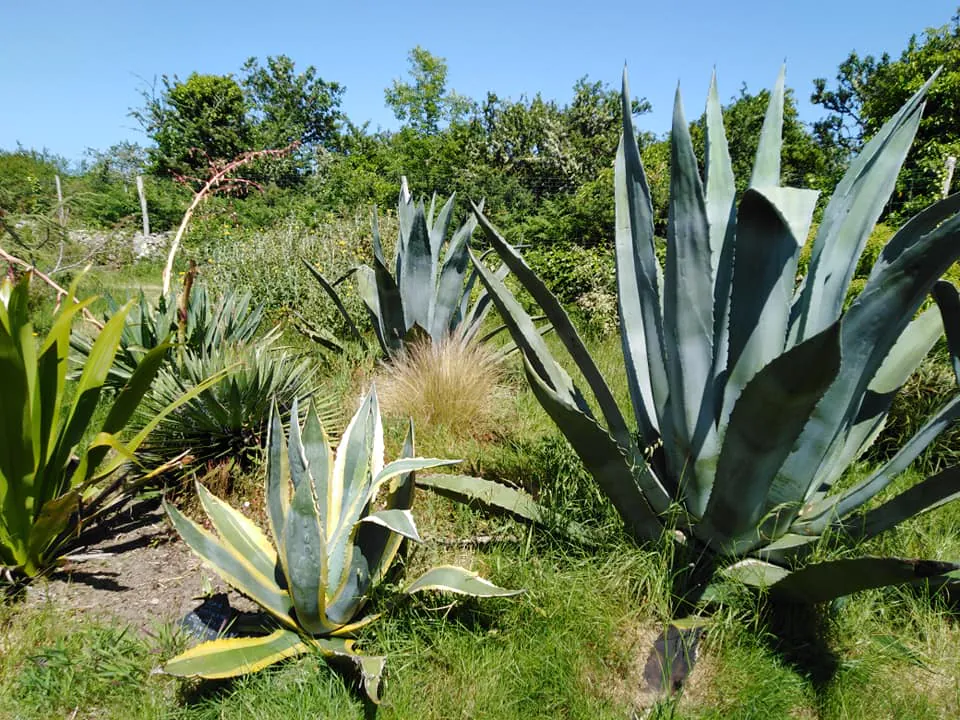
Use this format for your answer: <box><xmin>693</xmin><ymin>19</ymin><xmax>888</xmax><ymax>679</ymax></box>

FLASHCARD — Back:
<box><xmin>282</xmin><ymin>475</ymin><xmax>332</xmax><ymax>635</ymax></box>
<box><xmin>164</xmin><ymin>501</ymin><xmax>294</xmax><ymax>627</ymax></box>
<box><xmin>315</xmin><ymin>637</ymin><xmax>387</xmax><ymax>704</ymax></box>
<box><xmin>360</xmin><ymin>509</ymin><xmax>421</xmax><ymax>542</ymax></box>
<box><xmin>265</xmin><ymin>402</ymin><xmax>291</xmax><ymax>556</ymax></box>
<box><xmin>164</xmin><ymin>629</ymin><xmax>309</xmax><ymax>678</ymax></box>
<box><xmin>325</xmin><ymin>390</ymin><xmax>378</xmax><ymax>599</ymax></box>
<box><xmin>195</xmin><ymin>482</ymin><xmax>277</xmax><ymax>582</ymax></box>
<box><xmin>328</xmin><ymin>613</ymin><xmax>382</xmax><ymax>637</ymax></box>
<box><xmin>366</xmin><ymin>456</ymin><xmax>460</xmax><ymax>504</ymax></box>
<box><xmin>405</xmin><ymin>565</ymin><xmax>522</xmax><ymax>597</ymax></box>
<box><xmin>286</xmin><ymin>397</ymin><xmax>310</xmax><ymax>491</ymax></box>
<box><xmin>300</xmin><ymin>397</ymin><xmax>333</xmax><ymax>528</ymax></box>
<box><xmin>360</xmin><ymin>420</ymin><xmax>418</xmax><ymax>589</ymax></box>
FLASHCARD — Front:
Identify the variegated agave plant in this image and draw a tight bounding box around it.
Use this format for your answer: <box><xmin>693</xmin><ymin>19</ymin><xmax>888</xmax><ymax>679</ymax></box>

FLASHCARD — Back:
<box><xmin>468</xmin><ymin>66</ymin><xmax>960</xmax><ymax>606</ymax></box>
<box><xmin>304</xmin><ymin>182</ymin><xmax>505</xmax><ymax>357</ymax></box>
<box><xmin>163</xmin><ymin>387</ymin><xmax>518</xmax><ymax>702</ymax></box>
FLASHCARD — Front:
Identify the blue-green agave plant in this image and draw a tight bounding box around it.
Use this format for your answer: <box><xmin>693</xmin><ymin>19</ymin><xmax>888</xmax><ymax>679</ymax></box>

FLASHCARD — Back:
<box><xmin>468</xmin><ymin>66</ymin><xmax>960</xmax><ymax>605</ymax></box>
<box><xmin>304</xmin><ymin>183</ymin><xmax>505</xmax><ymax>357</ymax></box>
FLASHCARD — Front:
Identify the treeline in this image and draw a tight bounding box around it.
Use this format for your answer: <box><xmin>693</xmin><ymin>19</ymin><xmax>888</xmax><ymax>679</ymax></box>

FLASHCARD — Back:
<box><xmin>2</xmin><ymin>12</ymin><xmax>959</xmax><ymax>252</ymax></box>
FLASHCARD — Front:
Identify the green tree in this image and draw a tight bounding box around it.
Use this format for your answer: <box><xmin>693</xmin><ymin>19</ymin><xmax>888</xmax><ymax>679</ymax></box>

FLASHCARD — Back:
<box><xmin>384</xmin><ymin>47</ymin><xmax>474</xmax><ymax>134</ymax></box>
<box><xmin>241</xmin><ymin>55</ymin><xmax>345</xmax><ymax>185</ymax></box>
<box><xmin>812</xmin><ymin>12</ymin><xmax>960</xmax><ymax>216</ymax></box>
<box><xmin>479</xmin><ymin>79</ymin><xmax>650</xmax><ymax>197</ymax></box>
<box><xmin>692</xmin><ymin>83</ymin><xmax>831</xmax><ymax>195</ymax></box>
<box><xmin>134</xmin><ymin>73</ymin><xmax>252</xmax><ymax>177</ymax></box>
<box><xmin>0</xmin><ymin>147</ymin><xmax>65</xmax><ymax>216</ymax></box>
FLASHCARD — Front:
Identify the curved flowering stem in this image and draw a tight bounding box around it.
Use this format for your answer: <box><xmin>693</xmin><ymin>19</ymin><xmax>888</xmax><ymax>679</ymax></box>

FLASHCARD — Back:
<box><xmin>161</xmin><ymin>142</ymin><xmax>299</xmax><ymax>295</ymax></box>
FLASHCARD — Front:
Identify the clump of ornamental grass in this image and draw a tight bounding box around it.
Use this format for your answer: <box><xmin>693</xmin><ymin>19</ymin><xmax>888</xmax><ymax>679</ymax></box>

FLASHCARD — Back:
<box><xmin>377</xmin><ymin>333</ymin><xmax>507</xmax><ymax>439</ymax></box>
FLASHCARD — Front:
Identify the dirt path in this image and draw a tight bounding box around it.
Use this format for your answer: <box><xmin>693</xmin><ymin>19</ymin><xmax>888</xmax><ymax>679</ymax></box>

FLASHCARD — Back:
<box><xmin>23</xmin><ymin>498</ymin><xmax>238</xmax><ymax>633</ymax></box>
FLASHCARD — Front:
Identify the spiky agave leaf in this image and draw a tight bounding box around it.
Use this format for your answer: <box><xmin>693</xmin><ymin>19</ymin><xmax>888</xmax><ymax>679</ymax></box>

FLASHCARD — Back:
<box><xmin>304</xmin><ymin>183</ymin><xmax>503</xmax><ymax>356</ymax></box>
<box><xmin>164</xmin><ymin>385</ymin><xmax>518</xmax><ymax>700</ymax></box>
<box><xmin>466</xmin><ymin>64</ymin><xmax>960</xmax><ymax>608</ymax></box>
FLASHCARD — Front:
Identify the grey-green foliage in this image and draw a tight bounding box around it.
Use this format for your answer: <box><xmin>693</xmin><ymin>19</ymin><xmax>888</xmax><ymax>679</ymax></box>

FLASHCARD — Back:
<box><xmin>75</xmin><ymin>283</ymin><xmax>318</xmax><ymax>472</ymax></box>
<box><xmin>72</xmin><ymin>285</ymin><xmax>264</xmax><ymax>389</ymax></box>
<box><xmin>470</xmin><ymin>66</ymin><xmax>960</xmax><ymax>604</ymax></box>
<box><xmin>162</xmin><ymin>387</ymin><xmax>519</xmax><ymax>703</ymax></box>
<box><xmin>305</xmin><ymin>184</ymin><xmax>503</xmax><ymax>356</ymax></box>
<box><xmin>140</xmin><ymin>327</ymin><xmax>323</xmax><ymax>469</ymax></box>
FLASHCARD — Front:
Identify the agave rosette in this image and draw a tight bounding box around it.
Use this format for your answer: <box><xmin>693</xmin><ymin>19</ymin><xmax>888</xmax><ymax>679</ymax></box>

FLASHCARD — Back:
<box><xmin>468</xmin><ymin>66</ymin><xmax>960</xmax><ymax>603</ymax></box>
<box><xmin>305</xmin><ymin>185</ymin><xmax>507</xmax><ymax>356</ymax></box>
<box><xmin>164</xmin><ymin>387</ymin><xmax>518</xmax><ymax>701</ymax></box>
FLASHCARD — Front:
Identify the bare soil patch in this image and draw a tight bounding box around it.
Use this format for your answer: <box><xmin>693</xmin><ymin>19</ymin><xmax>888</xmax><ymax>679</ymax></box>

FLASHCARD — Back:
<box><xmin>22</xmin><ymin>497</ymin><xmax>238</xmax><ymax>633</ymax></box>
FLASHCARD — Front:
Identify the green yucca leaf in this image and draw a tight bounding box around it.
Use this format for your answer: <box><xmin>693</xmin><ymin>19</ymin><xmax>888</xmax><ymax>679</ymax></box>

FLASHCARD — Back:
<box><xmin>2</xmin><ymin>272</ymin><xmax>224</xmax><ymax>578</ymax></box>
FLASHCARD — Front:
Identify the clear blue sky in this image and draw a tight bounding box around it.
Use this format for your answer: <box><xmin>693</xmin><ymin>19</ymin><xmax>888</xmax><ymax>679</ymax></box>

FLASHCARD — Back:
<box><xmin>1</xmin><ymin>1</ymin><xmax>956</xmax><ymax>164</ymax></box>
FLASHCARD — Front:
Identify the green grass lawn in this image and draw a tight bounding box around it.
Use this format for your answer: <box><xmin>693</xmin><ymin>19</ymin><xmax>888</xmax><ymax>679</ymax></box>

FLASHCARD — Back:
<box><xmin>3</xmin><ymin>257</ymin><xmax>960</xmax><ymax>719</ymax></box>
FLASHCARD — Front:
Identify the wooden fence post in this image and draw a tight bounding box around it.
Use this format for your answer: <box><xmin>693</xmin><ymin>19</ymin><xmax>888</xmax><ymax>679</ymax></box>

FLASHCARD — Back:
<box><xmin>943</xmin><ymin>156</ymin><xmax>957</xmax><ymax>199</ymax></box>
<box><xmin>54</xmin><ymin>175</ymin><xmax>65</xmax><ymax>226</ymax></box>
<box><xmin>136</xmin><ymin>175</ymin><xmax>150</xmax><ymax>236</ymax></box>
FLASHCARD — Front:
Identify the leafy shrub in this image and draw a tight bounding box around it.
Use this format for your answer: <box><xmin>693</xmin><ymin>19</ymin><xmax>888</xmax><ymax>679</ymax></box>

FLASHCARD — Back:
<box><xmin>202</xmin><ymin>215</ymin><xmax>380</xmax><ymax>335</ymax></box>
<box><xmin>524</xmin><ymin>241</ymin><xmax>618</xmax><ymax>334</ymax></box>
<box><xmin>524</xmin><ymin>242</ymin><xmax>615</xmax><ymax>305</ymax></box>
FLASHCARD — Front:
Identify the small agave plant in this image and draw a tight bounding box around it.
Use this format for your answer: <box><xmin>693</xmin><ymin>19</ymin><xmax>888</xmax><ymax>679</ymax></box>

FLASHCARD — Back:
<box><xmin>163</xmin><ymin>386</ymin><xmax>518</xmax><ymax>702</ymax></box>
<box><xmin>468</xmin><ymin>65</ymin><xmax>960</xmax><ymax>609</ymax></box>
<box><xmin>304</xmin><ymin>180</ymin><xmax>505</xmax><ymax>356</ymax></box>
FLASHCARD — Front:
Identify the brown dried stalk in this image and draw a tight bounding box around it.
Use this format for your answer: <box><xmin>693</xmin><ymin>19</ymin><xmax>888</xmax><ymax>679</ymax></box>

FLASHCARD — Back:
<box><xmin>0</xmin><ymin>245</ymin><xmax>104</xmax><ymax>330</ymax></box>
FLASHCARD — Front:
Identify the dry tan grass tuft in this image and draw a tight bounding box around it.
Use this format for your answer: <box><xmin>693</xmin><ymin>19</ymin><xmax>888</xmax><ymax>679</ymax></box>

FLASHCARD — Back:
<box><xmin>376</xmin><ymin>334</ymin><xmax>507</xmax><ymax>440</ymax></box>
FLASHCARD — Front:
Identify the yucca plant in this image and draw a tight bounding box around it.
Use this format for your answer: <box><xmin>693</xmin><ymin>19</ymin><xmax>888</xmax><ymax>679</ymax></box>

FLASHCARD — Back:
<box><xmin>0</xmin><ymin>273</ymin><xmax>220</xmax><ymax>580</ymax></box>
<box><xmin>467</xmin><ymin>66</ymin><xmax>960</xmax><ymax>608</ymax></box>
<box><xmin>72</xmin><ymin>285</ymin><xmax>265</xmax><ymax>389</ymax></box>
<box><xmin>305</xmin><ymin>182</ymin><xmax>506</xmax><ymax>356</ymax></box>
<box><xmin>139</xmin><ymin>329</ymin><xmax>324</xmax><ymax>470</ymax></box>
<box><xmin>163</xmin><ymin>387</ymin><xmax>518</xmax><ymax>702</ymax></box>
